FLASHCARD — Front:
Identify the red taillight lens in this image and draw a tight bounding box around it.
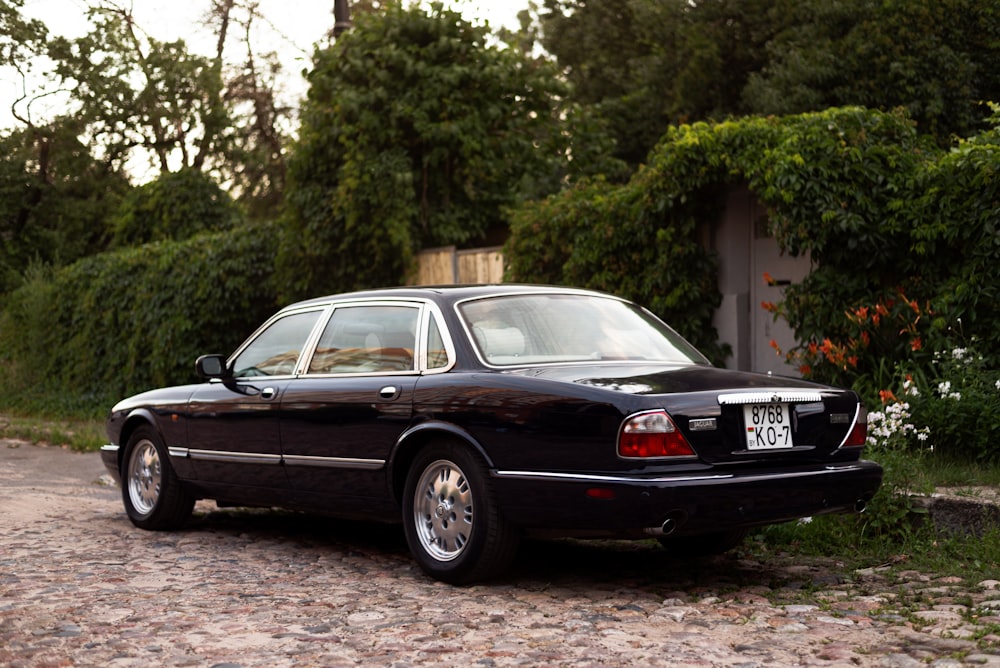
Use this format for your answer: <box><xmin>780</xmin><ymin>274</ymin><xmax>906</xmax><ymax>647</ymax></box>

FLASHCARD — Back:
<box><xmin>618</xmin><ymin>411</ymin><xmax>696</xmax><ymax>459</ymax></box>
<box><xmin>842</xmin><ymin>405</ymin><xmax>868</xmax><ymax>448</ymax></box>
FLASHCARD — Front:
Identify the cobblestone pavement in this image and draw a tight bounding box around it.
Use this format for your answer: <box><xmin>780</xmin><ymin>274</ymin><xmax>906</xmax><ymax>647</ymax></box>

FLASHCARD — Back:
<box><xmin>2</xmin><ymin>440</ymin><xmax>1000</xmax><ymax>667</ymax></box>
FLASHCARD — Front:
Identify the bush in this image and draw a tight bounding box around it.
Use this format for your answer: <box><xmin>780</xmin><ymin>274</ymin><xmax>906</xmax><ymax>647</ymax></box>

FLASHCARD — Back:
<box><xmin>0</xmin><ymin>221</ymin><xmax>283</xmax><ymax>415</ymax></box>
<box><xmin>109</xmin><ymin>168</ymin><xmax>240</xmax><ymax>248</ymax></box>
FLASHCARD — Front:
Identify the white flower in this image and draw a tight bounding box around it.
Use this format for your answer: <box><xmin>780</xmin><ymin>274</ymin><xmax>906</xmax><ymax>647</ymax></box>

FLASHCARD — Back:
<box><xmin>952</xmin><ymin>347</ymin><xmax>967</xmax><ymax>361</ymax></box>
<box><xmin>903</xmin><ymin>379</ymin><xmax>920</xmax><ymax>397</ymax></box>
<box><xmin>938</xmin><ymin>381</ymin><xmax>952</xmax><ymax>396</ymax></box>
<box><xmin>995</xmin><ymin>379</ymin><xmax>1000</xmax><ymax>391</ymax></box>
<box><xmin>797</xmin><ymin>516</ymin><xmax>813</xmax><ymax>526</ymax></box>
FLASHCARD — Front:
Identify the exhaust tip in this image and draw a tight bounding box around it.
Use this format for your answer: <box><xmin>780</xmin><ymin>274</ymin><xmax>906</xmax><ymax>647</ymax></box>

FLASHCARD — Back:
<box><xmin>661</xmin><ymin>517</ymin><xmax>677</xmax><ymax>536</ymax></box>
<box><xmin>855</xmin><ymin>498</ymin><xmax>868</xmax><ymax>513</ymax></box>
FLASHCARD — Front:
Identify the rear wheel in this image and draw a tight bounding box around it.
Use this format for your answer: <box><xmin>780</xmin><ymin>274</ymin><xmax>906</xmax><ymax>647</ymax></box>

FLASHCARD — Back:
<box><xmin>657</xmin><ymin>529</ymin><xmax>747</xmax><ymax>557</ymax></box>
<box><xmin>402</xmin><ymin>441</ymin><xmax>519</xmax><ymax>584</ymax></box>
<box><xmin>121</xmin><ymin>426</ymin><xmax>194</xmax><ymax>530</ymax></box>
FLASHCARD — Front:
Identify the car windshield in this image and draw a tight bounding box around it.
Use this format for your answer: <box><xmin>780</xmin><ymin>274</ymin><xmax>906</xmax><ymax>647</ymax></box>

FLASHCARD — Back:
<box><xmin>458</xmin><ymin>294</ymin><xmax>710</xmax><ymax>366</ymax></box>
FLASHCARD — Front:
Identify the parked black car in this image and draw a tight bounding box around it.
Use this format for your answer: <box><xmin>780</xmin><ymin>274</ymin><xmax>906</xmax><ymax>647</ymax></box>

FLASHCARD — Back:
<box><xmin>102</xmin><ymin>285</ymin><xmax>882</xmax><ymax>583</ymax></box>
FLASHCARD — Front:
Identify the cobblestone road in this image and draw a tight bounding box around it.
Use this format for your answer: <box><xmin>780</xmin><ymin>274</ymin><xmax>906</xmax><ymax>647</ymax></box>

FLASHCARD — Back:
<box><xmin>2</xmin><ymin>440</ymin><xmax>1000</xmax><ymax>667</ymax></box>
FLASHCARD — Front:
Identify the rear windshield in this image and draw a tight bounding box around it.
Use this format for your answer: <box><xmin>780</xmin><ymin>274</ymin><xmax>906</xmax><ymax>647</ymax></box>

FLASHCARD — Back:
<box><xmin>458</xmin><ymin>294</ymin><xmax>710</xmax><ymax>367</ymax></box>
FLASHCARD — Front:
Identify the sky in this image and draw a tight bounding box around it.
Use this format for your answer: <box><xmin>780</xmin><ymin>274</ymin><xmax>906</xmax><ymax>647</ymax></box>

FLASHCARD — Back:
<box><xmin>1</xmin><ymin>0</ymin><xmax>530</xmax><ymax>130</ymax></box>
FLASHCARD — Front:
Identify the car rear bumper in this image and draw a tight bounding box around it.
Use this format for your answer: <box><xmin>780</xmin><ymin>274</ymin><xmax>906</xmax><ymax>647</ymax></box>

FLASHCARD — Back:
<box><xmin>491</xmin><ymin>460</ymin><xmax>883</xmax><ymax>536</ymax></box>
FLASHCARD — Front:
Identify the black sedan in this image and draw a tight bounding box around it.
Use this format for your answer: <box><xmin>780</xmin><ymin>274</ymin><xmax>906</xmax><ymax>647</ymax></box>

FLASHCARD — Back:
<box><xmin>102</xmin><ymin>285</ymin><xmax>882</xmax><ymax>583</ymax></box>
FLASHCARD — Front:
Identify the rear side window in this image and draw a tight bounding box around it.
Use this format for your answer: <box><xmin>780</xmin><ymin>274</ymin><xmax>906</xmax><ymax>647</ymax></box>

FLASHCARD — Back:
<box><xmin>308</xmin><ymin>305</ymin><xmax>419</xmax><ymax>374</ymax></box>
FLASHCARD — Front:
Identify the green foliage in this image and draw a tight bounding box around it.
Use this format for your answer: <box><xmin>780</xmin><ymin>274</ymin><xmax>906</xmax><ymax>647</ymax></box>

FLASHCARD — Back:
<box><xmin>279</xmin><ymin>1</ymin><xmax>573</xmax><ymax>300</ymax></box>
<box><xmin>533</xmin><ymin>0</ymin><xmax>1000</xmax><ymax>170</ymax></box>
<box><xmin>506</xmin><ymin>176</ymin><xmax>727</xmax><ymax>361</ymax></box>
<box><xmin>746</xmin><ymin>0</ymin><xmax>1000</xmax><ymax>141</ymax></box>
<box><xmin>0</xmin><ymin>121</ymin><xmax>130</xmax><ymax>292</ymax></box>
<box><xmin>509</xmin><ymin>105</ymin><xmax>1000</xmax><ymax>392</ymax></box>
<box><xmin>0</xmin><ymin>222</ymin><xmax>282</xmax><ymax>414</ymax></box>
<box><xmin>873</xmin><ymin>344</ymin><xmax>1000</xmax><ymax>464</ymax></box>
<box><xmin>109</xmin><ymin>168</ymin><xmax>239</xmax><ymax>248</ymax></box>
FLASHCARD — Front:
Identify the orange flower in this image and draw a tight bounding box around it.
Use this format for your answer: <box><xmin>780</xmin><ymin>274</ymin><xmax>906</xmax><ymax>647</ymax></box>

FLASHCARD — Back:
<box><xmin>820</xmin><ymin>338</ymin><xmax>834</xmax><ymax>355</ymax></box>
<box><xmin>808</xmin><ymin>341</ymin><xmax>819</xmax><ymax>355</ymax></box>
<box><xmin>799</xmin><ymin>364</ymin><xmax>812</xmax><ymax>376</ymax></box>
<box><xmin>879</xmin><ymin>389</ymin><xmax>898</xmax><ymax>404</ymax></box>
<box><xmin>860</xmin><ymin>331</ymin><xmax>871</xmax><ymax>346</ymax></box>
<box><xmin>769</xmin><ymin>339</ymin><xmax>779</xmax><ymax>350</ymax></box>
<box><xmin>911</xmin><ymin>337</ymin><xmax>923</xmax><ymax>351</ymax></box>
<box><xmin>761</xmin><ymin>301</ymin><xmax>778</xmax><ymax>313</ymax></box>
<box><xmin>763</xmin><ymin>271</ymin><xmax>775</xmax><ymax>286</ymax></box>
<box><xmin>847</xmin><ymin>356</ymin><xmax>858</xmax><ymax>367</ymax></box>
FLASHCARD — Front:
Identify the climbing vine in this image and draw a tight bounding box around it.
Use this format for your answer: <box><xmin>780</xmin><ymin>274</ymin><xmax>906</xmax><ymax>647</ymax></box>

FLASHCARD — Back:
<box><xmin>507</xmin><ymin>105</ymin><xmax>1000</xmax><ymax>393</ymax></box>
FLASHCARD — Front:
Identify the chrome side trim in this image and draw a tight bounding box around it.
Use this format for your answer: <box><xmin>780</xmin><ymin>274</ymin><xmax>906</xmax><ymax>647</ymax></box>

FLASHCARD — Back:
<box><xmin>100</xmin><ymin>444</ymin><xmax>120</xmax><ymax>454</ymax></box>
<box><xmin>494</xmin><ymin>463</ymin><xmax>870</xmax><ymax>485</ymax></box>
<box><xmin>283</xmin><ymin>455</ymin><xmax>384</xmax><ymax>470</ymax></box>
<box><xmin>177</xmin><ymin>448</ymin><xmax>283</xmax><ymax>465</ymax></box>
<box><xmin>168</xmin><ymin>447</ymin><xmax>384</xmax><ymax>470</ymax></box>
<box><xmin>718</xmin><ymin>390</ymin><xmax>824</xmax><ymax>405</ymax></box>
<box><xmin>493</xmin><ymin>470</ymin><xmax>734</xmax><ymax>484</ymax></box>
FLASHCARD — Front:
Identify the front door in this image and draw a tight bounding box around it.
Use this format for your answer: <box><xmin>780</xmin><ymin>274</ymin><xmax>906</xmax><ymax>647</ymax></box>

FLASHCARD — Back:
<box><xmin>183</xmin><ymin>307</ymin><xmax>326</xmax><ymax>491</ymax></box>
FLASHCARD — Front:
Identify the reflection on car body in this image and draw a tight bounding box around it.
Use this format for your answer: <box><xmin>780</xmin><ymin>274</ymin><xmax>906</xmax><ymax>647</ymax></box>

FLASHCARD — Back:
<box><xmin>101</xmin><ymin>285</ymin><xmax>882</xmax><ymax>583</ymax></box>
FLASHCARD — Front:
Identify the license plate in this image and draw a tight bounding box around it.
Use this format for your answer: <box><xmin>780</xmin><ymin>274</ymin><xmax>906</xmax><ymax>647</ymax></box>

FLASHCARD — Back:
<box><xmin>743</xmin><ymin>403</ymin><xmax>793</xmax><ymax>450</ymax></box>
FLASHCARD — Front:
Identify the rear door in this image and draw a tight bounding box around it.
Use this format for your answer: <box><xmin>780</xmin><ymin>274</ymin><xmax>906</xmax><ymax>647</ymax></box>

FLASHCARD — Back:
<box><xmin>278</xmin><ymin>301</ymin><xmax>426</xmax><ymax>507</ymax></box>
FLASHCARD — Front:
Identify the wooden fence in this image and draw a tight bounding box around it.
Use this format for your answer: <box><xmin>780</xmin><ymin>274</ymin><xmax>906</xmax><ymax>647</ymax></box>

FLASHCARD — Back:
<box><xmin>411</xmin><ymin>246</ymin><xmax>505</xmax><ymax>285</ymax></box>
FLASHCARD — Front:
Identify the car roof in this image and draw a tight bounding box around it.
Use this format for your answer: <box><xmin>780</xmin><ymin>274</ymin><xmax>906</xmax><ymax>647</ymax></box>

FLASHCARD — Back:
<box><xmin>282</xmin><ymin>284</ymin><xmax>620</xmax><ymax>311</ymax></box>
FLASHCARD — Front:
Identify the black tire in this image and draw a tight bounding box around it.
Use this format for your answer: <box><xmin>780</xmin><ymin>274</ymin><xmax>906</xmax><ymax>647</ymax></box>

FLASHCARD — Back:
<box><xmin>121</xmin><ymin>426</ymin><xmax>195</xmax><ymax>530</ymax></box>
<box><xmin>657</xmin><ymin>528</ymin><xmax>747</xmax><ymax>557</ymax></box>
<box><xmin>402</xmin><ymin>441</ymin><xmax>519</xmax><ymax>584</ymax></box>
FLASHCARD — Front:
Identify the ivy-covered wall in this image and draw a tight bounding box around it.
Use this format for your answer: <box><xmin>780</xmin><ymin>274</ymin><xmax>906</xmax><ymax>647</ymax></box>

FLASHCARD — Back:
<box><xmin>0</xmin><ymin>221</ymin><xmax>282</xmax><ymax>414</ymax></box>
<box><xmin>507</xmin><ymin>106</ymin><xmax>1000</xmax><ymax>392</ymax></box>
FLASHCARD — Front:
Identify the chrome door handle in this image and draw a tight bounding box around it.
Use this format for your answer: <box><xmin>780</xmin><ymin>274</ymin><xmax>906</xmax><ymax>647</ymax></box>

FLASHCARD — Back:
<box><xmin>379</xmin><ymin>386</ymin><xmax>399</xmax><ymax>400</ymax></box>
<box><xmin>260</xmin><ymin>387</ymin><xmax>276</xmax><ymax>400</ymax></box>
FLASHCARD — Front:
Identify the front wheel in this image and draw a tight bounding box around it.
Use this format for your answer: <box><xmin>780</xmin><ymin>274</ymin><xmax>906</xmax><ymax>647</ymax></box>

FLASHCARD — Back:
<box><xmin>402</xmin><ymin>442</ymin><xmax>519</xmax><ymax>584</ymax></box>
<box><xmin>121</xmin><ymin>426</ymin><xmax>194</xmax><ymax>530</ymax></box>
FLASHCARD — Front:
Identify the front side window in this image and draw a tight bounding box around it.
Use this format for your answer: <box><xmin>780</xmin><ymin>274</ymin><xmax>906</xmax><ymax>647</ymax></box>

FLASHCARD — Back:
<box><xmin>232</xmin><ymin>310</ymin><xmax>323</xmax><ymax>377</ymax></box>
<box><xmin>308</xmin><ymin>305</ymin><xmax>419</xmax><ymax>374</ymax></box>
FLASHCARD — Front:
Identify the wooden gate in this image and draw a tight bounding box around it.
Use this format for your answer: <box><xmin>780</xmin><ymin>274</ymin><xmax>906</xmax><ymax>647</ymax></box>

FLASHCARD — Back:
<box><xmin>412</xmin><ymin>246</ymin><xmax>504</xmax><ymax>285</ymax></box>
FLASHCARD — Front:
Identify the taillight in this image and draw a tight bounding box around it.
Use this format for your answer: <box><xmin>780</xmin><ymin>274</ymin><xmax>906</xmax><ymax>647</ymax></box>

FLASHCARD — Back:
<box><xmin>618</xmin><ymin>410</ymin><xmax>696</xmax><ymax>459</ymax></box>
<box><xmin>842</xmin><ymin>405</ymin><xmax>868</xmax><ymax>448</ymax></box>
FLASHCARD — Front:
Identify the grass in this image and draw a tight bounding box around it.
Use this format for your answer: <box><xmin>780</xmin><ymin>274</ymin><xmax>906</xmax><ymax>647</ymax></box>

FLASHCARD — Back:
<box><xmin>0</xmin><ymin>413</ymin><xmax>105</xmax><ymax>451</ymax></box>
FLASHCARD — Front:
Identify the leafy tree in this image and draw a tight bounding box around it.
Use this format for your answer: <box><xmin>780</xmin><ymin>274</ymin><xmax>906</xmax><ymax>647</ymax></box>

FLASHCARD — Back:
<box><xmin>0</xmin><ymin>120</ymin><xmax>129</xmax><ymax>292</ymax></box>
<box><xmin>533</xmin><ymin>0</ymin><xmax>1000</xmax><ymax>169</ymax></box>
<box><xmin>47</xmin><ymin>4</ymin><xmax>231</xmax><ymax>175</ymax></box>
<box><xmin>280</xmin><ymin>1</ymin><xmax>572</xmax><ymax>299</ymax></box>
<box><xmin>43</xmin><ymin>1</ymin><xmax>290</xmax><ymax>216</ymax></box>
<box><xmin>109</xmin><ymin>168</ymin><xmax>239</xmax><ymax>248</ymax></box>
<box><xmin>1</xmin><ymin>0</ymin><xmax>49</xmax><ymax>126</ymax></box>
<box><xmin>743</xmin><ymin>0</ymin><xmax>1000</xmax><ymax>141</ymax></box>
<box><xmin>533</xmin><ymin>0</ymin><xmax>783</xmax><ymax>167</ymax></box>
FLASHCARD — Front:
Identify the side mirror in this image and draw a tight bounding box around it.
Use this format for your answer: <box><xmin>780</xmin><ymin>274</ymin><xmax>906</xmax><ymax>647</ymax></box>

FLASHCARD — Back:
<box><xmin>195</xmin><ymin>354</ymin><xmax>229</xmax><ymax>380</ymax></box>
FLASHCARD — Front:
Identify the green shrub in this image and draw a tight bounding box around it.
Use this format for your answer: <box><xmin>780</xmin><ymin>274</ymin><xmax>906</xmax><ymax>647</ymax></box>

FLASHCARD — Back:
<box><xmin>0</xmin><ymin>220</ymin><xmax>282</xmax><ymax>415</ymax></box>
<box><xmin>109</xmin><ymin>168</ymin><xmax>240</xmax><ymax>248</ymax></box>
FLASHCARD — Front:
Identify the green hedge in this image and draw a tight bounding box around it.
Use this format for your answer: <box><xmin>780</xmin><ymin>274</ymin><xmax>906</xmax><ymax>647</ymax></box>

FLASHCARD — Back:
<box><xmin>0</xmin><ymin>221</ymin><xmax>282</xmax><ymax>415</ymax></box>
